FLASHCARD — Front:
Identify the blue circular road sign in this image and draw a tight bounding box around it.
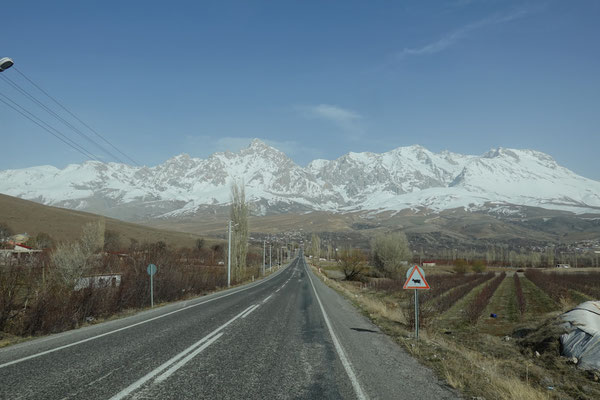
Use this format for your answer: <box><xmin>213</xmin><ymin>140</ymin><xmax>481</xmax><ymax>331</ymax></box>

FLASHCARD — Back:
<box><xmin>147</xmin><ymin>263</ymin><xmax>157</xmax><ymax>276</ymax></box>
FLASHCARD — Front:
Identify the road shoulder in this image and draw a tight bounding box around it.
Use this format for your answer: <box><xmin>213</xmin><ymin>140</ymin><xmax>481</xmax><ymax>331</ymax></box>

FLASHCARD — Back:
<box><xmin>304</xmin><ymin>260</ymin><xmax>461</xmax><ymax>399</ymax></box>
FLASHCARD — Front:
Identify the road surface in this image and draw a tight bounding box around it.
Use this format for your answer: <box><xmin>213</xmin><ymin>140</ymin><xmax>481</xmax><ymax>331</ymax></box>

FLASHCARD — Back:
<box><xmin>0</xmin><ymin>253</ymin><xmax>459</xmax><ymax>399</ymax></box>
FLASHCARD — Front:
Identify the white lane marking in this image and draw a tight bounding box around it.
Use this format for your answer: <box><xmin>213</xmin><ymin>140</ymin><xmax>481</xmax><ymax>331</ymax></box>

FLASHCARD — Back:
<box><xmin>262</xmin><ymin>294</ymin><xmax>273</xmax><ymax>304</ymax></box>
<box><xmin>275</xmin><ymin>288</ymin><xmax>280</xmax><ymax>293</ymax></box>
<box><xmin>304</xmin><ymin>260</ymin><xmax>368</xmax><ymax>400</ymax></box>
<box><xmin>0</xmin><ymin>262</ymin><xmax>292</xmax><ymax>369</ymax></box>
<box><xmin>155</xmin><ymin>333</ymin><xmax>223</xmax><ymax>383</ymax></box>
<box><xmin>241</xmin><ymin>304</ymin><xmax>260</xmax><ymax>319</ymax></box>
<box><xmin>109</xmin><ymin>305</ymin><xmax>254</xmax><ymax>400</ymax></box>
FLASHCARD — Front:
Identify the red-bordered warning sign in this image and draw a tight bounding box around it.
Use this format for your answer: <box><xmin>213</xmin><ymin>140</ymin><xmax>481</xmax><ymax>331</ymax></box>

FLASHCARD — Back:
<box><xmin>403</xmin><ymin>266</ymin><xmax>430</xmax><ymax>289</ymax></box>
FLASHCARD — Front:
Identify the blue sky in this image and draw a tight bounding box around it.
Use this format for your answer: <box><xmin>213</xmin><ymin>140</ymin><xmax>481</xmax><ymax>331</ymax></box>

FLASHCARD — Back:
<box><xmin>1</xmin><ymin>0</ymin><xmax>599</xmax><ymax>179</ymax></box>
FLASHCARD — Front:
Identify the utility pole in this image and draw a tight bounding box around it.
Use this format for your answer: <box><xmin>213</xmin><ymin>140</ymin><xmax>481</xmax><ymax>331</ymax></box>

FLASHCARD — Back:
<box><xmin>262</xmin><ymin>239</ymin><xmax>266</xmax><ymax>276</ymax></box>
<box><xmin>227</xmin><ymin>220</ymin><xmax>232</xmax><ymax>287</ymax></box>
<box><xmin>269</xmin><ymin>243</ymin><xmax>272</xmax><ymax>272</ymax></box>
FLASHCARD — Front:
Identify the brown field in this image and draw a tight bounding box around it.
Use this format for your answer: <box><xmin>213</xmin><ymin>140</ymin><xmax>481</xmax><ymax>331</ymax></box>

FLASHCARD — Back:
<box><xmin>0</xmin><ymin>194</ymin><xmax>210</xmax><ymax>248</ymax></box>
<box><xmin>312</xmin><ymin>260</ymin><xmax>600</xmax><ymax>400</ymax></box>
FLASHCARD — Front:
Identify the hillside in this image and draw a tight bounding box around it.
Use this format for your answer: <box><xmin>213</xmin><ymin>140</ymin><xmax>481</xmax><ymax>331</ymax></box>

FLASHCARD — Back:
<box><xmin>0</xmin><ymin>193</ymin><xmax>207</xmax><ymax>248</ymax></box>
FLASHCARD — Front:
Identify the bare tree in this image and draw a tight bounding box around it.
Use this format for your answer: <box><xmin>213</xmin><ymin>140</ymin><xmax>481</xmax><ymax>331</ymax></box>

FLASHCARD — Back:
<box><xmin>51</xmin><ymin>241</ymin><xmax>88</xmax><ymax>286</ymax></box>
<box><xmin>51</xmin><ymin>221</ymin><xmax>103</xmax><ymax>287</ymax></box>
<box><xmin>339</xmin><ymin>248</ymin><xmax>368</xmax><ymax>281</ymax></box>
<box><xmin>80</xmin><ymin>220</ymin><xmax>104</xmax><ymax>257</ymax></box>
<box><xmin>104</xmin><ymin>230</ymin><xmax>122</xmax><ymax>252</ymax></box>
<box><xmin>310</xmin><ymin>233</ymin><xmax>321</xmax><ymax>260</ymax></box>
<box><xmin>230</xmin><ymin>181</ymin><xmax>248</xmax><ymax>281</ymax></box>
<box><xmin>370</xmin><ymin>232</ymin><xmax>411</xmax><ymax>277</ymax></box>
<box><xmin>34</xmin><ymin>232</ymin><xmax>54</xmax><ymax>249</ymax></box>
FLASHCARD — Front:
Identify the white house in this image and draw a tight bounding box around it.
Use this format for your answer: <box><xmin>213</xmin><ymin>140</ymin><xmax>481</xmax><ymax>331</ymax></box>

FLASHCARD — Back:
<box><xmin>74</xmin><ymin>274</ymin><xmax>122</xmax><ymax>290</ymax></box>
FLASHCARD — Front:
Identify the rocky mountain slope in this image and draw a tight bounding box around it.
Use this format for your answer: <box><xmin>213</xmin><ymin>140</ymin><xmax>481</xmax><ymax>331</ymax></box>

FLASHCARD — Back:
<box><xmin>1</xmin><ymin>139</ymin><xmax>599</xmax><ymax>221</ymax></box>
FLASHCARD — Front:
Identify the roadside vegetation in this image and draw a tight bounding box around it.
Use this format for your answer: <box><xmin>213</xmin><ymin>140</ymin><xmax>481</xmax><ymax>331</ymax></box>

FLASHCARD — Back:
<box><xmin>307</xmin><ymin>235</ymin><xmax>600</xmax><ymax>400</ymax></box>
<box><xmin>0</xmin><ymin>224</ymin><xmax>266</xmax><ymax>343</ymax></box>
<box><xmin>0</xmin><ymin>185</ymin><xmax>281</xmax><ymax>345</ymax></box>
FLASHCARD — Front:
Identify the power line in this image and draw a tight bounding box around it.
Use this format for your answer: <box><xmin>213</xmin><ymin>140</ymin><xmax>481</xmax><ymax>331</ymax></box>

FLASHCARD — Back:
<box><xmin>0</xmin><ymin>94</ymin><xmax>98</xmax><ymax>161</ymax></box>
<box><xmin>0</xmin><ymin>73</ymin><xmax>126</xmax><ymax>164</ymax></box>
<box><xmin>13</xmin><ymin>67</ymin><xmax>140</xmax><ymax>166</ymax></box>
<box><xmin>0</xmin><ymin>90</ymin><xmax>99</xmax><ymax>160</ymax></box>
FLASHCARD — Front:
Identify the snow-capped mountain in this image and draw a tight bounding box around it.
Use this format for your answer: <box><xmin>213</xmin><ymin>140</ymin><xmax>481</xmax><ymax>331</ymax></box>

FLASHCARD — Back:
<box><xmin>1</xmin><ymin>139</ymin><xmax>599</xmax><ymax>221</ymax></box>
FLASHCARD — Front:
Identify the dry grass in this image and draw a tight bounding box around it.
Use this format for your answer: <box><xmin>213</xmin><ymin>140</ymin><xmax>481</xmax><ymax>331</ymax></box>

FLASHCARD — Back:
<box><xmin>315</xmin><ymin>264</ymin><xmax>407</xmax><ymax>324</ymax></box>
<box><xmin>432</xmin><ymin>334</ymin><xmax>548</xmax><ymax>400</ymax></box>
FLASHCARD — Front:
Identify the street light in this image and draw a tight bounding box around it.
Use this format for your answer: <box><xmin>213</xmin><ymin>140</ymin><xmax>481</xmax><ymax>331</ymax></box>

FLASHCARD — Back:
<box><xmin>0</xmin><ymin>57</ymin><xmax>14</xmax><ymax>72</ymax></box>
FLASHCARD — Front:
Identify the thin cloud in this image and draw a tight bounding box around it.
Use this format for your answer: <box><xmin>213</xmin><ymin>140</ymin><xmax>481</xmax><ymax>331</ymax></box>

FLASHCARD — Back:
<box><xmin>397</xmin><ymin>7</ymin><xmax>531</xmax><ymax>59</ymax></box>
<box><xmin>297</xmin><ymin>104</ymin><xmax>364</xmax><ymax>136</ymax></box>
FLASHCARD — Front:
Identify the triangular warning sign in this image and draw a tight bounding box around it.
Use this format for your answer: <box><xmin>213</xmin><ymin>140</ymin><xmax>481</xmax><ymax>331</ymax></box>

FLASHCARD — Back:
<box><xmin>403</xmin><ymin>266</ymin><xmax>430</xmax><ymax>289</ymax></box>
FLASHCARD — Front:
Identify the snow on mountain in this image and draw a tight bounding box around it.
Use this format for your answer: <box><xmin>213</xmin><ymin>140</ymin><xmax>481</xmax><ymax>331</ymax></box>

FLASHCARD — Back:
<box><xmin>307</xmin><ymin>145</ymin><xmax>475</xmax><ymax>205</ymax></box>
<box><xmin>0</xmin><ymin>139</ymin><xmax>598</xmax><ymax>220</ymax></box>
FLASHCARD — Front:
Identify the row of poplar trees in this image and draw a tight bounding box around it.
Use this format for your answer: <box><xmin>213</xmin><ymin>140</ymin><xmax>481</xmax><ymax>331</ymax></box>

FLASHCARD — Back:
<box><xmin>230</xmin><ymin>181</ymin><xmax>249</xmax><ymax>282</ymax></box>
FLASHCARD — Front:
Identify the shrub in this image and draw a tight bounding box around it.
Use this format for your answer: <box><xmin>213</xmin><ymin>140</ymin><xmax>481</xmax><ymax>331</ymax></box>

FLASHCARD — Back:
<box><xmin>370</xmin><ymin>232</ymin><xmax>411</xmax><ymax>278</ymax></box>
<box><xmin>453</xmin><ymin>259</ymin><xmax>469</xmax><ymax>275</ymax></box>
<box><xmin>471</xmin><ymin>260</ymin><xmax>486</xmax><ymax>273</ymax></box>
<box><xmin>339</xmin><ymin>248</ymin><xmax>368</xmax><ymax>281</ymax></box>
<box><xmin>34</xmin><ymin>232</ymin><xmax>55</xmax><ymax>249</ymax></box>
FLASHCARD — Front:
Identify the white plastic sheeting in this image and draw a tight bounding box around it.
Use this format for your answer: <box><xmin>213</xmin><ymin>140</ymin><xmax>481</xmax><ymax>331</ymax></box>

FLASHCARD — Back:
<box><xmin>560</xmin><ymin>301</ymin><xmax>600</xmax><ymax>371</ymax></box>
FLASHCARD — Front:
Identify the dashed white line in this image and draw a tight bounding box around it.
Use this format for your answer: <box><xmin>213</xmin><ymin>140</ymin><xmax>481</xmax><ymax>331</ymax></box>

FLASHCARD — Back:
<box><xmin>262</xmin><ymin>294</ymin><xmax>273</xmax><ymax>304</ymax></box>
<box><xmin>109</xmin><ymin>304</ymin><xmax>255</xmax><ymax>400</ymax></box>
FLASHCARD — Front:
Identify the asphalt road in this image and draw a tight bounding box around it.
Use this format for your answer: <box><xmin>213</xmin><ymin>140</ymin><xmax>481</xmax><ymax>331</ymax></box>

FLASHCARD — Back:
<box><xmin>0</xmin><ymin>253</ymin><xmax>459</xmax><ymax>399</ymax></box>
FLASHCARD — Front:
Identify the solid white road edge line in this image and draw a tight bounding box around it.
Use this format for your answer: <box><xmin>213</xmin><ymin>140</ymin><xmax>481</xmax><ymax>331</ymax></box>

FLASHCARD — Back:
<box><xmin>304</xmin><ymin>259</ymin><xmax>368</xmax><ymax>400</ymax></box>
<box><xmin>109</xmin><ymin>305</ymin><xmax>255</xmax><ymax>400</ymax></box>
<box><xmin>0</xmin><ymin>261</ymin><xmax>292</xmax><ymax>369</ymax></box>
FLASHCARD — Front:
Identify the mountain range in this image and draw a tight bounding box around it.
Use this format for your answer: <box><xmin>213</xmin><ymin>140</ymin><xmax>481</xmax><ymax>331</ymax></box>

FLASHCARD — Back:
<box><xmin>1</xmin><ymin>139</ymin><xmax>599</xmax><ymax>222</ymax></box>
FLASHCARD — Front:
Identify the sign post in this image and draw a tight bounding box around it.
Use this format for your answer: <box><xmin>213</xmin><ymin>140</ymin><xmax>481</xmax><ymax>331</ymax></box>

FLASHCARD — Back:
<box><xmin>403</xmin><ymin>265</ymin><xmax>430</xmax><ymax>340</ymax></box>
<box><xmin>415</xmin><ymin>289</ymin><xmax>419</xmax><ymax>339</ymax></box>
<box><xmin>147</xmin><ymin>263</ymin><xmax>157</xmax><ymax>308</ymax></box>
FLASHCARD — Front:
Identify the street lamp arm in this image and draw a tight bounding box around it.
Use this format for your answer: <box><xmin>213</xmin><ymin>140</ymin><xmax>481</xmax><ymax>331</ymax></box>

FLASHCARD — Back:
<box><xmin>0</xmin><ymin>57</ymin><xmax>14</xmax><ymax>72</ymax></box>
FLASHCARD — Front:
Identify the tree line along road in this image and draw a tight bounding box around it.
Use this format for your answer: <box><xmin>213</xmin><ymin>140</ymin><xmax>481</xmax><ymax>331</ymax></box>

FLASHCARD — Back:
<box><xmin>0</xmin><ymin>251</ymin><xmax>459</xmax><ymax>399</ymax></box>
